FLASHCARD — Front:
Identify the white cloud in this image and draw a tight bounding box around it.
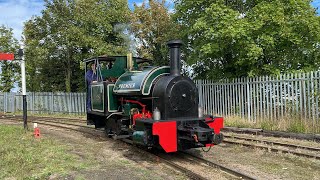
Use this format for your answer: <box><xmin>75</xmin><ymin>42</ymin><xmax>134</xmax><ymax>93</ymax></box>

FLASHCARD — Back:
<box><xmin>135</xmin><ymin>2</ymin><xmax>143</xmax><ymax>7</ymax></box>
<box><xmin>0</xmin><ymin>0</ymin><xmax>45</xmax><ymax>41</ymax></box>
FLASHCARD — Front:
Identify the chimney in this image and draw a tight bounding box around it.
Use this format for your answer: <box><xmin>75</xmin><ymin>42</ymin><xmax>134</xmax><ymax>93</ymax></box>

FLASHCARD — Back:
<box><xmin>167</xmin><ymin>40</ymin><xmax>183</xmax><ymax>76</ymax></box>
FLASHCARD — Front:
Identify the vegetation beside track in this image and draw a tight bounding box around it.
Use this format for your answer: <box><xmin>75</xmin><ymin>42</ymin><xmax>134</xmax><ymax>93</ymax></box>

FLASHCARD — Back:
<box><xmin>0</xmin><ymin>125</ymin><xmax>92</xmax><ymax>179</ymax></box>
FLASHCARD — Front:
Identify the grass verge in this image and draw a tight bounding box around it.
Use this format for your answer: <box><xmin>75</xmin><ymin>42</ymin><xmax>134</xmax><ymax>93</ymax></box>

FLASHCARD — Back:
<box><xmin>0</xmin><ymin>125</ymin><xmax>91</xmax><ymax>179</ymax></box>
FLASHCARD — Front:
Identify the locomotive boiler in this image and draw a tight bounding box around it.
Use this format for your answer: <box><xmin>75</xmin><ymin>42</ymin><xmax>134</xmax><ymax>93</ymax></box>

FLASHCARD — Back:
<box><xmin>84</xmin><ymin>40</ymin><xmax>223</xmax><ymax>152</ymax></box>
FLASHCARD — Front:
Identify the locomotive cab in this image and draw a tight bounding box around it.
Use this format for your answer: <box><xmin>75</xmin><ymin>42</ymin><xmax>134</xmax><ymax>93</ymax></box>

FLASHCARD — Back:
<box><xmin>84</xmin><ymin>55</ymin><xmax>150</xmax><ymax>126</ymax></box>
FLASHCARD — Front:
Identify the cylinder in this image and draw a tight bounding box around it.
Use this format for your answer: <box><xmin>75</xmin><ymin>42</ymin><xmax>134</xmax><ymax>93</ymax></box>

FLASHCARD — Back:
<box><xmin>167</xmin><ymin>40</ymin><xmax>183</xmax><ymax>76</ymax></box>
<box><xmin>133</xmin><ymin>131</ymin><xmax>148</xmax><ymax>145</ymax></box>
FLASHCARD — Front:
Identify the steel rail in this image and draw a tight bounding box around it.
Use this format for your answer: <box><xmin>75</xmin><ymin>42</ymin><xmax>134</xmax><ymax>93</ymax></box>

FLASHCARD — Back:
<box><xmin>2</xmin><ymin>116</ymin><xmax>90</xmax><ymax>129</ymax></box>
<box><xmin>33</xmin><ymin>120</ymin><xmax>104</xmax><ymax>136</ymax></box>
<box><xmin>223</xmin><ymin>139</ymin><xmax>320</xmax><ymax>160</ymax></box>
<box><xmin>33</xmin><ymin>117</ymin><xmax>86</xmax><ymax>123</ymax></box>
<box><xmin>222</xmin><ymin>127</ymin><xmax>320</xmax><ymax>142</ymax></box>
<box><xmin>224</xmin><ymin>135</ymin><xmax>320</xmax><ymax>152</ymax></box>
<box><xmin>34</xmin><ymin>119</ymin><xmax>90</xmax><ymax>128</ymax></box>
<box><xmin>181</xmin><ymin>152</ymin><xmax>257</xmax><ymax>180</ymax></box>
<box><xmin>109</xmin><ymin>139</ymin><xmax>208</xmax><ymax>180</ymax></box>
<box><xmin>153</xmin><ymin>155</ymin><xmax>208</xmax><ymax>180</ymax></box>
<box><xmin>2</xmin><ymin>115</ymin><xmax>86</xmax><ymax>123</ymax></box>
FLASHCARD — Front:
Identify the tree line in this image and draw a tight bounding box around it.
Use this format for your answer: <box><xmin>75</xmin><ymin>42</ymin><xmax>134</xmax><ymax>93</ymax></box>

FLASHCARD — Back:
<box><xmin>0</xmin><ymin>0</ymin><xmax>319</xmax><ymax>92</ymax></box>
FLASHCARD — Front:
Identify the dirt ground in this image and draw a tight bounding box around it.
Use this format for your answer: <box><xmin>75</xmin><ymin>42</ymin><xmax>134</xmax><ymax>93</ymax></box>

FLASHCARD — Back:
<box><xmin>0</xmin><ymin>120</ymin><xmax>187</xmax><ymax>180</ymax></box>
<box><xmin>187</xmin><ymin>138</ymin><xmax>320</xmax><ymax>180</ymax></box>
<box><xmin>2</xmin><ymin>120</ymin><xmax>320</xmax><ymax>180</ymax></box>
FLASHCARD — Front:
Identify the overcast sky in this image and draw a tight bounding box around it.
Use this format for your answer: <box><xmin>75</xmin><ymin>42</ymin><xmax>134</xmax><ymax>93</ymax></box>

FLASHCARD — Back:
<box><xmin>0</xmin><ymin>0</ymin><xmax>318</xmax><ymax>41</ymax></box>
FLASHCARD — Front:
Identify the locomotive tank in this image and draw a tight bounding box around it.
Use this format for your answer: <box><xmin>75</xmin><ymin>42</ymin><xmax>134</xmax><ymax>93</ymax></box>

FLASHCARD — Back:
<box><xmin>113</xmin><ymin>66</ymin><xmax>170</xmax><ymax>96</ymax></box>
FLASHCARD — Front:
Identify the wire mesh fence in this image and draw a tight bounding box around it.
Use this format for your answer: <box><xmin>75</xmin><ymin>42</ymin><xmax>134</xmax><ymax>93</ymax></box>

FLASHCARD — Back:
<box><xmin>1</xmin><ymin>70</ymin><xmax>320</xmax><ymax>132</ymax></box>
<box><xmin>0</xmin><ymin>92</ymin><xmax>86</xmax><ymax>115</ymax></box>
<box><xmin>196</xmin><ymin>71</ymin><xmax>320</xmax><ymax>132</ymax></box>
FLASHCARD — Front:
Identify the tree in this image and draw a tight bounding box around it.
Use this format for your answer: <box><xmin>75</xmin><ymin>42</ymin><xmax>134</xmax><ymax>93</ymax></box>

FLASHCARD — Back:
<box><xmin>131</xmin><ymin>0</ymin><xmax>179</xmax><ymax>65</ymax></box>
<box><xmin>24</xmin><ymin>0</ymin><xmax>130</xmax><ymax>92</ymax></box>
<box><xmin>0</xmin><ymin>25</ymin><xmax>19</xmax><ymax>92</ymax></box>
<box><xmin>175</xmin><ymin>0</ymin><xmax>320</xmax><ymax>79</ymax></box>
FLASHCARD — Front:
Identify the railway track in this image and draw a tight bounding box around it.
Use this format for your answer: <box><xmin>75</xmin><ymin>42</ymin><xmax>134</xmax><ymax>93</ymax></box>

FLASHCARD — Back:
<box><xmin>3</xmin><ymin>115</ymin><xmax>319</xmax><ymax>161</ymax></box>
<box><xmin>224</xmin><ymin>135</ymin><xmax>320</xmax><ymax>152</ymax></box>
<box><xmin>223</xmin><ymin>135</ymin><xmax>320</xmax><ymax>160</ymax></box>
<box><xmin>223</xmin><ymin>127</ymin><xmax>320</xmax><ymax>142</ymax></box>
<box><xmin>221</xmin><ymin>127</ymin><xmax>320</xmax><ymax>160</ymax></box>
<box><xmin>2</xmin><ymin>116</ymin><xmax>256</xmax><ymax>180</ymax></box>
<box><xmin>180</xmin><ymin>152</ymin><xmax>256</xmax><ymax>180</ymax></box>
<box><xmin>2</xmin><ymin>115</ymin><xmax>86</xmax><ymax>123</ymax></box>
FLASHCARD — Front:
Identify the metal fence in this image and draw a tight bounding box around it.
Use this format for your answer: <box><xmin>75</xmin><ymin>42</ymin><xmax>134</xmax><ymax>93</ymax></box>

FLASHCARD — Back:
<box><xmin>0</xmin><ymin>92</ymin><xmax>86</xmax><ymax>115</ymax></box>
<box><xmin>196</xmin><ymin>71</ymin><xmax>320</xmax><ymax>125</ymax></box>
<box><xmin>1</xmin><ymin>71</ymin><xmax>320</xmax><ymax>126</ymax></box>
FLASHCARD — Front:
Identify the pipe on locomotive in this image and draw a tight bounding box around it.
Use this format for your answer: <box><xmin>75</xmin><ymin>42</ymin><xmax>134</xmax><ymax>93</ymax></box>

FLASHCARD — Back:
<box><xmin>167</xmin><ymin>40</ymin><xmax>183</xmax><ymax>76</ymax></box>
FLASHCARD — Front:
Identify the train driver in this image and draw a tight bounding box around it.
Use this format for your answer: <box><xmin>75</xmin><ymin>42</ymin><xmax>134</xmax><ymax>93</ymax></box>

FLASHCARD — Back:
<box><xmin>86</xmin><ymin>62</ymin><xmax>97</xmax><ymax>111</ymax></box>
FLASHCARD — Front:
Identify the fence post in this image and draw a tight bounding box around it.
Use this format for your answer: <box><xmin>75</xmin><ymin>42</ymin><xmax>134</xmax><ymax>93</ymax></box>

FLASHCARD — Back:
<box><xmin>12</xmin><ymin>93</ymin><xmax>15</xmax><ymax>114</ymax></box>
<box><xmin>311</xmin><ymin>72</ymin><xmax>315</xmax><ymax>131</ymax></box>
<box><xmin>69</xmin><ymin>93</ymin><xmax>72</xmax><ymax>114</ymax></box>
<box><xmin>10</xmin><ymin>93</ymin><xmax>14</xmax><ymax>113</ymax></box>
<box><xmin>51</xmin><ymin>92</ymin><xmax>54</xmax><ymax>114</ymax></box>
<box><xmin>247</xmin><ymin>78</ymin><xmax>251</xmax><ymax>121</ymax></box>
<box><xmin>4</xmin><ymin>92</ymin><xmax>6</xmax><ymax>113</ymax></box>
<box><xmin>198</xmin><ymin>80</ymin><xmax>203</xmax><ymax>108</ymax></box>
<box><xmin>32</xmin><ymin>92</ymin><xmax>34</xmax><ymax>114</ymax></box>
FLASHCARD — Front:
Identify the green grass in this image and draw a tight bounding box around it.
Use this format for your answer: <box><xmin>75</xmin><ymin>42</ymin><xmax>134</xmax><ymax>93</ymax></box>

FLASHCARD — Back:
<box><xmin>0</xmin><ymin>125</ymin><xmax>90</xmax><ymax>179</ymax></box>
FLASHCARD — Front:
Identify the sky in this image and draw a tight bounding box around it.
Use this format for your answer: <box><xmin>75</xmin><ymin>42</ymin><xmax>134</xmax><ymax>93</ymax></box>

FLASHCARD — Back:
<box><xmin>0</xmin><ymin>0</ymin><xmax>174</xmax><ymax>41</ymax></box>
<box><xmin>0</xmin><ymin>0</ymin><xmax>319</xmax><ymax>41</ymax></box>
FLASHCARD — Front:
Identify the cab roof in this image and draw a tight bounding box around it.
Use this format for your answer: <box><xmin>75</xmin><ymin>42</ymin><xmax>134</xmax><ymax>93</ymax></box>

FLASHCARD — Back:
<box><xmin>83</xmin><ymin>55</ymin><xmax>151</xmax><ymax>64</ymax></box>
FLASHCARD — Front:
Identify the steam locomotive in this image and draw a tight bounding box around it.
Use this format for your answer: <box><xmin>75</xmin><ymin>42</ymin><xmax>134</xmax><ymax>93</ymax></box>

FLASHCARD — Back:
<box><xmin>84</xmin><ymin>40</ymin><xmax>223</xmax><ymax>152</ymax></box>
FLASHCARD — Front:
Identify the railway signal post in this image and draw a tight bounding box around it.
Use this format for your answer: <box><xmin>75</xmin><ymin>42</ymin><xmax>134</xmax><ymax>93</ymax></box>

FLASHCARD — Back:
<box><xmin>18</xmin><ymin>45</ymin><xmax>27</xmax><ymax>130</ymax></box>
<box><xmin>0</xmin><ymin>45</ymin><xmax>28</xmax><ymax>130</ymax></box>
